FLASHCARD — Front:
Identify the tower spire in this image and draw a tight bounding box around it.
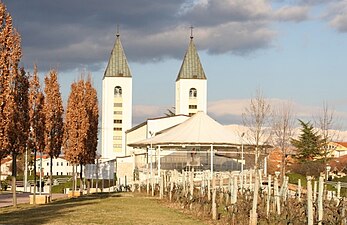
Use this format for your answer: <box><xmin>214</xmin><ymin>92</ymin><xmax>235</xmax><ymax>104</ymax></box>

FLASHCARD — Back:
<box><xmin>190</xmin><ymin>26</ymin><xmax>194</xmax><ymax>39</ymax></box>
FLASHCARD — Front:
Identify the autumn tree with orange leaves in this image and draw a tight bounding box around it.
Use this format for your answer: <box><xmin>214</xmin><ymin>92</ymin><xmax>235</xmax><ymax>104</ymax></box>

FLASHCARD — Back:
<box><xmin>0</xmin><ymin>2</ymin><xmax>29</xmax><ymax>207</ymax></box>
<box><xmin>28</xmin><ymin>65</ymin><xmax>45</xmax><ymax>204</ymax></box>
<box><xmin>64</xmin><ymin>77</ymin><xmax>98</xmax><ymax>192</ymax></box>
<box><xmin>44</xmin><ymin>69</ymin><xmax>64</xmax><ymax>197</ymax></box>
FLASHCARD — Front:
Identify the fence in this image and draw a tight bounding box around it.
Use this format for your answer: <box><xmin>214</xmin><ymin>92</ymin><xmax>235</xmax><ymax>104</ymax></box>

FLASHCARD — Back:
<box><xmin>129</xmin><ymin>168</ymin><xmax>347</xmax><ymax>224</ymax></box>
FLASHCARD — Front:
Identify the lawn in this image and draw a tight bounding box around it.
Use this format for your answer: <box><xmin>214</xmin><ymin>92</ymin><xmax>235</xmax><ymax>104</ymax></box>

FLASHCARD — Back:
<box><xmin>0</xmin><ymin>193</ymin><xmax>207</xmax><ymax>225</ymax></box>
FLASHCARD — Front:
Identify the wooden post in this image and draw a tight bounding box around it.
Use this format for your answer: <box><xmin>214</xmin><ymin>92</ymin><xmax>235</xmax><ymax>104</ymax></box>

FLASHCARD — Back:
<box><xmin>307</xmin><ymin>176</ymin><xmax>313</xmax><ymax>225</ymax></box>
<box><xmin>337</xmin><ymin>181</ymin><xmax>341</xmax><ymax>205</ymax></box>
<box><xmin>151</xmin><ymin>175</ymin><xmax>154</xmax><ymax>196</ymax></box>
<box><xmin>342</xmin><ymin>197</ymin><xmax>346</xmax><ymax>225</ymax></box>
<box><xmin>189</xmin><ymin>169</ymin><xmax>194</xmax><ymax>209</ymax></box>
<box><xmin>208</xmin><ymin>175</ymin><xmax>211</xmax><ymax>201</ymax></box>
<box><xmin>233</xmin><ymin>175</ymin><xmax>238</xmax><ymax>204</ymax></box>
<box><xmin>182</xmin><ymin>170</ymin><xmax>186</xmax><ymax>198</ymax></box>
<box><xmin>219</xmin><ymin>175</ymin><xmax>223</xmax><ymax>203</ymax></box>
<box><xmin>318</xmin><ymin>176</ymin><xmax>324</xmax><ymax>225</ymax></box>
<box><xmin>212</xmin><ymin>175</ymin><xmax>217</xmax><ymax>220</ymax></box>
<box><xmin>274</xmin><ymin>176</ymin><xmax>280</xmax><ymax>215</ymax></box>
<box><xmin>146</xmin><ymin>168</ymin><xmax>149</xmax><ymax>195</ymax></box>
<box><xmin>313</xmin><ymin>180</ymin><xmax>317</xmax><ymax>202</ymax></box>
<box><xmin>160</xmin><ymin>173</ymin><xmax>164</xmax><ymax>199</ymax></box>
<box><xmin>249</xmin><ymin>170</ymin><xmax>253</xmax><ymax>191</ymax></box>
<box><xmin>249</xmin><ymin>171</ymin><xmax>259</xmax><ymax>225</ymax></box>
<box><xmin>298</xmin><ymin>179</ymin><xmax>302</xmax><ymax>201</ymax></box>
<box><xmin>266</xmin><ymin>175</ymin><xmax>271</xmax><ymax>217</ymax></box>
<box><xmin>170</xmin><ymin>177</ymin><xmax>173</xmax><ymax>202</ymax></box>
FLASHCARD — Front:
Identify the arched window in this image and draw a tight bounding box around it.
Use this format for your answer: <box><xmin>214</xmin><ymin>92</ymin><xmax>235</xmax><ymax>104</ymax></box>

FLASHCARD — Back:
<box><xmin>189</xmin><ymin>88</ymin><xmax>197</xmax><ymax>98</ymax></box>
<box><xmin>114</xmin><ymin>86</ymin><xmax>122</xmax><ymax>97</ymax></box>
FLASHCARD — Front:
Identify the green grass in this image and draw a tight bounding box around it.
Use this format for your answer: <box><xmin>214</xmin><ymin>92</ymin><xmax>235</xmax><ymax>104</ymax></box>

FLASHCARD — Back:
<box><xmin>0</xmin><ymin>193</ymin><xmax>207</xmax><ymax>225</ymax></box>
<box><xmin>287</xmin><ymin>173</ymin><xmax>308</xmax><ymax>187</ymax></box>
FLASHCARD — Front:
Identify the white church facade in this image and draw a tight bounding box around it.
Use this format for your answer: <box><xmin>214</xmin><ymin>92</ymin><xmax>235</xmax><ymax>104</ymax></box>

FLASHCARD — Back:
<box><xmin>101</xmin><ymin>33</ymin><xmax>207</xmax><ymax>161</ymax></box>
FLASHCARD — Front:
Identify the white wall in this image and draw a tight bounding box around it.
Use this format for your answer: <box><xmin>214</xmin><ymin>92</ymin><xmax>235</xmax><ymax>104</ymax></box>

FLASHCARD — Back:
<box><xmin>175</xmin><ymin>79</ymin><xmax>207</xmax><ymax>115</ymax></box>
<box><xmin>102</xmin><ymin>76</ymin><xmax>132</xmax><ymax>160</ymax></box>
<box><xmin>38</xmin><ymin>157</ymin><xmax>74</xmax><ymax>176</ymax></box>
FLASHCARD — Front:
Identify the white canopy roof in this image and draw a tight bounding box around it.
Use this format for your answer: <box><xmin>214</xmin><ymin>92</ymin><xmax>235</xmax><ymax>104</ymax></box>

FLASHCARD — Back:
<box><xmin>129</xmin><ymin>111</ymin><xmax>241</xmax><ymax>147</ymax></box>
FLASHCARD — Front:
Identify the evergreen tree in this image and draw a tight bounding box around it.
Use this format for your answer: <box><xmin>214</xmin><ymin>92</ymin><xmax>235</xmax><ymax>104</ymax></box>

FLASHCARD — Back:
<box><xmin>64</xmin><ymin>77</ymin><xmax>99</xmax><ymax>192</ymax></box>
<box><xmin>28</xmin><ymin>65</ymin><xmax>45</xmax><ymax>204</ymax></box>
<box><xmin>0</xmin><ymin>2</ymin><xmax>27</xmax><ymax>206</ymax></box>
<box><xmin>44</xmin><ymin>69</ymin><xmax>64</xmax><ymax>197</ymax></box>
<box><xmin>64</xmin><ymin>79</ymin><xmax>89</xmax><ymax>192</ymax></box>
<box><xmin>291</xmin><ymin>120</ymin><xmax>326</xmax><ymax>162</ymax></box>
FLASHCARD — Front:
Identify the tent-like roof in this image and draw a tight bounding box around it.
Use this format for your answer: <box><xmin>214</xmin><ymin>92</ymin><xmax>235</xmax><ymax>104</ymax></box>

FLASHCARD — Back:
<box><xmin>129</xmin><ymin>111</ymin><xmax>241</xmax><ymax>147</ymax></box>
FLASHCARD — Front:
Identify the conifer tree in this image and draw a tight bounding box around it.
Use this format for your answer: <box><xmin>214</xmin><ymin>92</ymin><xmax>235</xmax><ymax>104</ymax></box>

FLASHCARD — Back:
<box><xmin>64</xmin><ymin>77</ymin><xmax>98</xmax><ymax>192</ymax></box>
<box><xmin>0</xmin><ymin>2</ymin><xmax>28</xmax><ymax>206</ymax></box>
<box><xmin>64</xmin><ymin>80</ymin><xmax>89</xmax><ymax>191</ymax></box>
<box><xmin>84</xmin><ymin>77</ymin><xmax>98</xmax><ymax>165</ymax></box>
<box><xmin>291</xmin><ymin>120</ymin><xmax>325</xmax><ymax>162</ymax></box>
<box><xmin>44</xmin><ymin>69</ymin><xmax>64</xmax><ymax>197</ymax></box>
<box><xmin>28</xmin><ymin>65</ymin><xmax>45</xmax><ymax>204</ymax></box>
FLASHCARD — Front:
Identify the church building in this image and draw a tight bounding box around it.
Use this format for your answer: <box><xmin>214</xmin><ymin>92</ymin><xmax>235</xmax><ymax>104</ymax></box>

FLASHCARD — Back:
<box><xmin>101</xmin><ymin>31</ymin><xmax>207</xmax><ymax>160</ymax></box>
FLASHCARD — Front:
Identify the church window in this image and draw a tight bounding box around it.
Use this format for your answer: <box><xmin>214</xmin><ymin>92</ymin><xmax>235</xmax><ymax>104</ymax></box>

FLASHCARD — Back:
<box><xmin>114</xmin><ymin>127</ymin><xmax>122</xmax><ymax>131</ymax></box>
<box><xmin>114</xmin><ymin>86</ymin><xmax>122</xmax><ymax>97</ymax></box>
<box><xmin>114</xmin><ymin>103</ymin><xmax>122</xmax><ymax>107</ymax></box>
<box><xmin>189</xmin><ymin>105</ymin><xmax>197</xmax><ymax>109</ymax></box>
<box><xmin>114</xmin><ymin>111</ymin><xmax>122</xmax><ymax>115</ymax></box>
<box><xmin>189</xmin><ymin>88</ymin><xmax>197</xmax><ymax>98</ymax></box>
<box><xmin>114</xmin><ymin>119</ymin><xmax>122</xmax><ymax>124</ymax></box>
<box><xmin>113</xmin><ymin>136</ymin><xmax>122</xmax><ymax>140</ymax></box>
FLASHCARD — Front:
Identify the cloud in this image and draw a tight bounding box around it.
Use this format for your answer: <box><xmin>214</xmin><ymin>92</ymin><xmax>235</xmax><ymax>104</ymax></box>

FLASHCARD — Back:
<box><xmin>132</xmin><ymin>104</ymin><xmax>171</xmax><ymax>125</ymax></box>
<box><xmin>325</xmin><ymin>1</ymin><xmax>347</xmax><ymax>33</ymax></box>
<box><xmin>208</xmin><ymin>98</ymin><xmax>347</xmax><ymax>126</ymax></box>
<box><xmin>3</xmin><ymin>0</ymin><xmax>278</xmax><ymax>72</ymax></box>
<box><xmin>273</xmin><ymin>5</ymin><xmax>309</xmax><ymax>22</ymax></box>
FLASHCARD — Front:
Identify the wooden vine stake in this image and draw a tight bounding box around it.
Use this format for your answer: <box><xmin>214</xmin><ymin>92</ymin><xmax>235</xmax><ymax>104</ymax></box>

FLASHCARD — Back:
<box><xmin>307</xmin><ymin>176</ymin><xmax>313</xmax><ymax>225</ymax></box>
<box><xmin>266</xmin><ymin>175</ymin><xmax>272</xmax><ymax>217</ymax></box>
<box><xmin>318</xmin><ymin>176</ymin><xmax>324</xmax><ymax>225</ymax></box>
<box><xmin>212</xmin><ymin>174</ymin><xmax>217</xmax><ymax>220</ymax></box>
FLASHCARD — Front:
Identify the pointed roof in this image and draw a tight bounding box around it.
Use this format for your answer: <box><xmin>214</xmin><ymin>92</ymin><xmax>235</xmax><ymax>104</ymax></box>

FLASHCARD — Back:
<box><xmin>129</xmin><ymin>111</ymin><xmax>240</xmax><ymax>147</ymax></box>
<box><xmin>104</xmin><ymin>34</ymin><xmax>132</xmax><ymax>78</ymax></box>
<box><xmin>176</xmin><ymin>37</ymin><xmax>207</xmax><ymax>81</ymax></box>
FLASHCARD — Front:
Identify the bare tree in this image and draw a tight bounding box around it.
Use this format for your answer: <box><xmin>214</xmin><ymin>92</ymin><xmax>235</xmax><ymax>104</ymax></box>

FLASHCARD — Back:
<box><xmin>314</xmin><ymin>101</ymin><xmax>339</xmax><ymax>164</ymax></box>
<box><xmin>44</xmin><ymin>69</ymin><xmax>64</xmax><ymax>198</ymax></box>
<box><xmin>242</xmin><ymin>89</ymin><xmax>272</xmax><ymax>169</ymax></box>
<box><xmin>242</xmin><ymin>89</ymin><xmax>272</xmax><ymax>225</ymax></box>
<box><xmin>28</xmin><ymin>65</ymin><xmax>45</xmax><ymax>204</ymax></box>
<box><xmin>272</xmin><ymin>101</ymin><xmax>295</xmax><ymax>183</ymax></box>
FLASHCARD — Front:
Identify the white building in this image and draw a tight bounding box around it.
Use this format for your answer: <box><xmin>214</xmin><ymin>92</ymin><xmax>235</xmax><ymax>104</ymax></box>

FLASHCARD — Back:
<box><xmin>101</xmin><ymin>32</ymin><xmax>207</xmax><ymax>170</ymax></box>
<box><xmin>175</xmin><ymin>36</ymin><xmax>207</xmax><ymax>116</ymax></box>
<box><xmin>101</xmin><ymin>32</ymin><xmax>132</xmax><ymax>160</ymax></box>
<box><xmin>37</xmin><ymin>156</ymin><xmax>74</xmax><ymax>176</ymax></box>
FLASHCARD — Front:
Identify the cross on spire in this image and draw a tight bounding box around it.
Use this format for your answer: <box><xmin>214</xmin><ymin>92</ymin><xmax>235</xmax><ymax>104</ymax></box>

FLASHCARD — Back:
<box><xmin>190</xmin><ymin>26</ymin><xmax>194</xmax><ymax>39</ymax></box>
<box><xmin>116</xmin><ymin>24</ymin><xmax>120</xmax><ymax>37</ymax></box>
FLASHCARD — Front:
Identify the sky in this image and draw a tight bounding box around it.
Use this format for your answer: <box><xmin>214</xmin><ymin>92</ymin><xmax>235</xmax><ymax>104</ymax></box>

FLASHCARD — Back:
<box><xmin>3</xmin><ymin>0</ymin><xmax>347</xmax><ymax>130</ymax></box>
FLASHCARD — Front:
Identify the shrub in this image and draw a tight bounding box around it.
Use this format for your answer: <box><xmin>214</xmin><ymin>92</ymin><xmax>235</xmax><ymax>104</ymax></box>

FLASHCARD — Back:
<box><xmin>1</xmin><ymin>180</ymin><xmax>8</xmax><ymax>191</ymax></box>
<box><xmin>289</xmin><ymin>160</ymin><xmax>325</xmax><ymax>177</ymax></box>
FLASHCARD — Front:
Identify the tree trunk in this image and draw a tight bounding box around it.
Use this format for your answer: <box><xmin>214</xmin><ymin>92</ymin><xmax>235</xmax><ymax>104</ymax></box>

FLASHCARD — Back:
<box><xmin>11</xmin><ymin>152</ymin><xmax>17</xmax><ymax>207</ymax></box>
<box><xmin>33</xmin><ymin>150</ymin><xmax>36</xmax><ymax>205</ymax></box>
<box><xmin>72</xmin><ymin>164</ymin><xmax>75</xmax><ymax>196</ymax></box>
<box><xmin>80</xmin><ymin>164</ymin><xmax>83</xmax><ymax>191</ymax></box>
<box><xmin>50</xmin><ymin>156</ymin><xmax>53</xmax><ymax>199</ymax></box>
<box><xmin>0</xmin><ymin>159</ymin><xmax>2</xmax><ymax>191</ymax></box>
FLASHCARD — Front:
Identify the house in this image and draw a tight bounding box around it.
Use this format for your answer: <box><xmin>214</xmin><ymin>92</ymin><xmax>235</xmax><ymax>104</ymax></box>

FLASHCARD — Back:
<box><xmin>325</xmin><ymin>142</ymin><xmax>347</xmax><ymax>158</ymax></box>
